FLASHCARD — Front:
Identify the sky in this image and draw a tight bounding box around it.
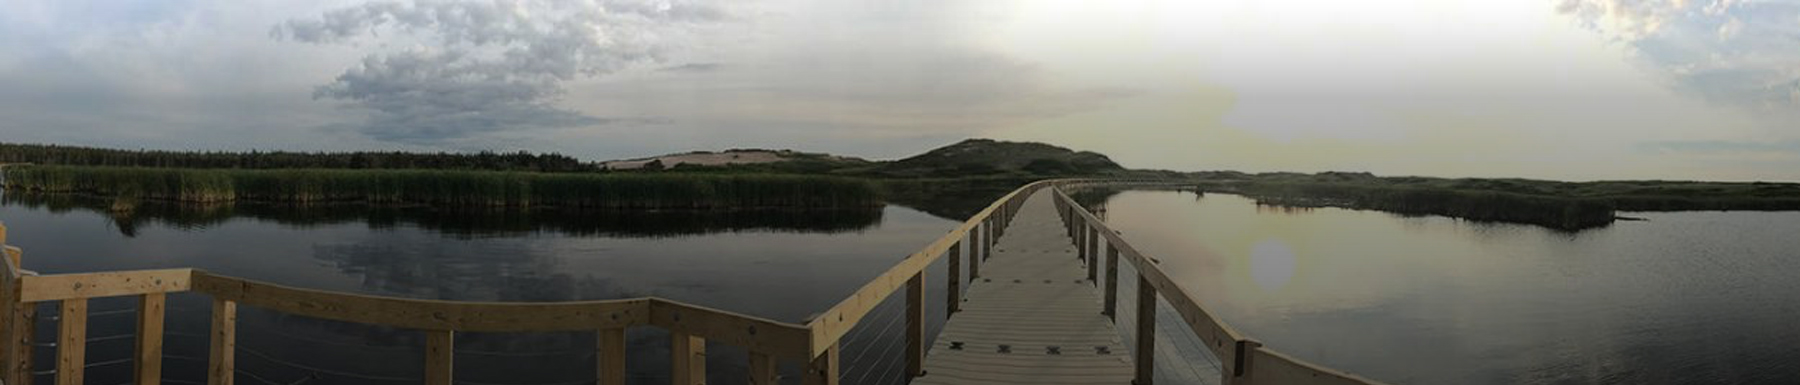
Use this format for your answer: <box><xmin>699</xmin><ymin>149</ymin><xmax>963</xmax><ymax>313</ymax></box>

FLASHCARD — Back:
<box><xmin>1</xmin><ymin>0</ymin><xmax>1797</xmax><ymax>181</ymax></box>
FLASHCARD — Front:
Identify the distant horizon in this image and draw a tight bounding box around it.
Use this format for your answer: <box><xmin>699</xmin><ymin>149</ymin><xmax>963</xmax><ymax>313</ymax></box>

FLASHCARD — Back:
<box><xmin>4</xmin><ymin>138</ymin><xmax>1796</xmax><ymax>184</ymax></box>
<box><xmin>3</xmin><ymin>0</ymin><xmax>1796</xmax><ymax>181</ymax></box>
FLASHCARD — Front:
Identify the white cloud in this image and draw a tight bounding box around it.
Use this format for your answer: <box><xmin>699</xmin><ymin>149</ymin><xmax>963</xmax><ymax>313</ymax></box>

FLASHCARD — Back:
<box><xmin>1717</xmin><ymin>17</ymin><xmax>1745</xmax><ymax>40</ymax></box>
<box><xmin>1559</xmin><ymin>0</ymin><xmax>1800</xmax><ymax>119</ymax></box>
<box><xmin>1555</xmin><ymin>0</ymin><xmax>1690</xmax><ymax>40</ymax></box>
<box><xmin>274</xmin><ymin>0</ymin><xmax>728</xmax><ymax>145</ymax></box>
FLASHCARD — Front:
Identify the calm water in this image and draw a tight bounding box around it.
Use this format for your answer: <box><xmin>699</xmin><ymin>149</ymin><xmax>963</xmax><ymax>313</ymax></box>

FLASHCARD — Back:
<box><xmin>0</xmin><ymin>194</ymin><xmax>968</xmax><ymax>385</ymax></box>
<box><xmin>1098</xmin><ymin>191</ymin><xmax>1800</xmax><ymax>384</ymax></box>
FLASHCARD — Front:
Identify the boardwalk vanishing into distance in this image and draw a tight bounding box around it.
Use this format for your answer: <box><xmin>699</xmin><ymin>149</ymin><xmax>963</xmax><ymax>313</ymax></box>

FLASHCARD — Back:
<box><xmin>913</xmin><ymin>190</ymin><xmax>1132</xmax><ymax>384</ymax></box>
<box><xmin>0</xmin><ymin>179</ymin><xmax>1385</xmax><ymax>385</ymax></box>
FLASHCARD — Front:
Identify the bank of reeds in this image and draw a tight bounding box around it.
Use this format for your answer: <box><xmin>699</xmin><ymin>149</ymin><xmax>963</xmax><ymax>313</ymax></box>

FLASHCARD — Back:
<box><xmin>1212</xmin><ymin>181</ymin><xmax>1618</xmax><ymax>231</ymax></box>
<box><xmin>1</xmin><ymin>165</ymin><xmax>879</xmax><ymax>209</ymax></box>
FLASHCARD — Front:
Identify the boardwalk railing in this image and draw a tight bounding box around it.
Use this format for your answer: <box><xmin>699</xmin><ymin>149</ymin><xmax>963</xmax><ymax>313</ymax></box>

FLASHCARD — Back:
<box><xmin>0</xmin><ymin>178</ymin><xmax>1382</xmax><ymax>385</ymax></box>
<box><xmin>1051</xmin><ymin>183</ymin><xmax>1384</xmax><ymax>385</ymax></box>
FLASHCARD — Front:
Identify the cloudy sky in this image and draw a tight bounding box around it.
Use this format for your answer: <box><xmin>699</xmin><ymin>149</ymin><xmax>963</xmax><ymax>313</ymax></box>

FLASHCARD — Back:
<box><xmin>1</xmin><ymin>0</ymin><xmax>1796</xmax><ymax>180</ymax></box>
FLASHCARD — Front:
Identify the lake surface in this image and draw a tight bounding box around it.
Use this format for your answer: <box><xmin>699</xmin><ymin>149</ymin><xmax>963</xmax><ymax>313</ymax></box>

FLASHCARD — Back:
<box><xmin>1096</xmin><ymin>190</ymin><xmax>1800</xmax><ymax>384</ymax></box>
<box><xmin>0</xmin><ymin>193</ymin><xmax>966</xmax><ymax>385</ymax></box>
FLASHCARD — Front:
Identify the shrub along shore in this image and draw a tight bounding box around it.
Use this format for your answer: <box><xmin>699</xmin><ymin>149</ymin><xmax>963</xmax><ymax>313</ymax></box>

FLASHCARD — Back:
<box><xmin>1203</xmin><ymin>181</ymin><xmax>1617</xmax><ymax>231</ymax></box>
<box><xmin>0</xmin><ymin>165</ymin><xmax>880</xmax><ymax>209</ymax></box>
<box><xmin>1192</xmin><ymin>172</ymin><xmax>1800</xmax><ymax>231</ymax></box>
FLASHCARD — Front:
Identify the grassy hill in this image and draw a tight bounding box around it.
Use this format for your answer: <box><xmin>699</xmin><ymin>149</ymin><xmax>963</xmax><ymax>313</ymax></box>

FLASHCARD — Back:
<box><xmin>854</xmin><ymin>139</ymin><xmax>1125</xmax><ymax>178</ymax></box>
<box><xmin>601</xmin><ymin>138</ymin><xmax>1129</xmax><ymax>178</ymax></box>
<box><xmin>600</xmin><ymin>149</ymin><xmax>872</xmax><ymax>174</ymax></box>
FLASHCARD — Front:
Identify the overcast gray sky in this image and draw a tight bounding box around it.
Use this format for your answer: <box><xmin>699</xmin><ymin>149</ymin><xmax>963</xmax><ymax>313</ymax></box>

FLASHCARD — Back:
<box><xmin>1</xmin><ymin>0</ymin><xmax>1797</xmax><ymax>180</ymax></box>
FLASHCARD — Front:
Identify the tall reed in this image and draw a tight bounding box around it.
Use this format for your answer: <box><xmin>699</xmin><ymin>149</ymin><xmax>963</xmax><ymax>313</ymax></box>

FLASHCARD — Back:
<box><xmin>1</xmin><ymin>166</ymin><xmax>880</xmax><ymax>209</ymax></box>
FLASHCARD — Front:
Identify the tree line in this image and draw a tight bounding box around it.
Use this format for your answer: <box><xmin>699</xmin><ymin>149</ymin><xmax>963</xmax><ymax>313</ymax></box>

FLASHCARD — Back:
<box><xmin>0</xmin><ymin>142</ymin><xmax>595</xmax><ymax>172</ymax></box>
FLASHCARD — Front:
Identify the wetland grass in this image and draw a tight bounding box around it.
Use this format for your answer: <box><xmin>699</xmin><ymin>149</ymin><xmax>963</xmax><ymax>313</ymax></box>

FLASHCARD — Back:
<box><xmin>1</xmin><ymin>165</ymin><xmax>880</xmax><ymax>209</ymax></box>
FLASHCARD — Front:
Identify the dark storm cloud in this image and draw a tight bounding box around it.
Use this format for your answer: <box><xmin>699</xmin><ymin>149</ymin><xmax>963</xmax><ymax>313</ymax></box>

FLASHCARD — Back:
<box><xmin>273</xmin><ymin>0</ymin><xmax>724</xmax><ymax>145</ymax></box>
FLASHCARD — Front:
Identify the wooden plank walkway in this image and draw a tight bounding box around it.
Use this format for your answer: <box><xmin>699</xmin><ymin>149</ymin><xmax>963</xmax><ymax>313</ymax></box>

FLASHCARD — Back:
<box><xmin>912</xmin><ymin>190</ymin><xmax>1135</xmax><ymax>385</ymax></box>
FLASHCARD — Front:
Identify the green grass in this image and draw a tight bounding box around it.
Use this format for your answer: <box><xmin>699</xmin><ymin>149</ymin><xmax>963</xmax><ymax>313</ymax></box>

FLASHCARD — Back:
<box><xmin>1214</xmin><ymin>181</ymin><xmax>1616</xmax><ymax>231</ymax></box>
<box><xmin>1195</xmin><ymin>172</ymin><xmax>1800</xmax><ymax>230</ymax></box>
<box><xmin>2</xmin><ymin>165</ymin><xmax>880</xmax><ymax>209</ymax></box>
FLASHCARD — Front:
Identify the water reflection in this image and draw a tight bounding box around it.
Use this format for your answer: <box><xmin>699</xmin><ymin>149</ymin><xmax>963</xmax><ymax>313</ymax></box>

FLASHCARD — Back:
<box><xmin>1247</xmin><ymin>239</ymin><xmax>1296</xmax><ymax>292</ymax></box>
<box><xmin>2</xmin><ymin>192</ymin><xmax>884</xmax><ymax>238</ymax></box>
<box><xmin>1099</xmin><ymin>191</ymin><xmax>1800</xmax><ymax>384</ymax></box>
<box><xmin>0</xmin><ymin>187</ymin><xmax>994</xmax><ymax>385</ymax></box>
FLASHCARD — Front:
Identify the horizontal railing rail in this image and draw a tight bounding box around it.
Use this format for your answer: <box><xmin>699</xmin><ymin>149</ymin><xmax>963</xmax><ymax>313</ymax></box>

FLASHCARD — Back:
<box><xmin>0</xmin><ymin>221</ymin><xmax>813</xmax><ymax>385</ymax></box>
<box><xmin>797</xmin><ymin>178</ymin><xmax>1184</xmax><ymax>384</ymax></box>
<box><xmin>1051</xmin><ymin>184</ymin><xmax>1385</xmax><ymax>385</ymax></box>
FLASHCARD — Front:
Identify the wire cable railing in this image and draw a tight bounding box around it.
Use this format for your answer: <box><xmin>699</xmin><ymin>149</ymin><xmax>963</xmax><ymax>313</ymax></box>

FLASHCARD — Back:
<box><xmin>1055</xmin><ymin>183</ymin><xmax>1387</xmax><ymax>385</ymax></box>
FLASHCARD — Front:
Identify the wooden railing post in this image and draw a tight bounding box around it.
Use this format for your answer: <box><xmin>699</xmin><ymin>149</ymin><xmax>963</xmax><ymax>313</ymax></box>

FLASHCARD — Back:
<box><xmin>57</xmin><ymin>298</ymin><xmax>87</xmax><ymax>385</ymax></box>
<box><xmin>0</xmin><ymin>231</ymin><xmax>29</xmax><ymax>385</ymax></box>
<box><xmin>968</xmin><ymin>230</ymin><xmax>981</xmax><ymax>279</ymax></box>
<box><xmin>671</xmin><ymin>332</ymin><xmax>705</xmax><ymax>385</ymax></box>
<box><xmin>208</xmin><ymin>298</ymin><xmax>236</xmax><ymax>385</ymax></box>
<box><xmin>982</xmin><ymin>220</ymin><xmax>993</xmax><ymax>261</ymax></box>
<box><xmin>425</xmin><ymin>330</ymin><xmax>454</xmax><ymax>385</ymax></box>
<box><xmin>1104</xmin><ymin>246</ymin><xmax>1120</xmax><ymax>319</ymax></box>
<box><xmin>1135</xmin><ymin>275</ymin><xmax>1156</xmax><ymax>385</ymax></box>
<box><xmin>11</xmin><ymin>300</ymin><xmax>32</xmax><ymax>385</ymax></box>
<box><xmin>987</xmin><ymin>218</ymin><xmax>997</xmax><ymax>257</ymax></box>
<box><xmin>803</xmin><ymin>344</ymin><xmax>838</xmax><ymax>385</ymax></box>
<box><xmin>748</xmin><ymin>352</ymin><xmax>778</xmax><ymax>385</ymax></box>
<box><xmin>136</xmin><ymin>293</ymin><xmax>166</xmax><ymax>385</ymax></box>
<box><xmin>1065</xmin><ymin>206</ymin><xmax>1074</xmax><ymax>236</ymax></box>
<box><xmin>994</xmin><ymin>207</ymin><xmax>1003</xmax><ymax>238</ymax></box>
<box><xmin>597</xmin><ymin>328</ymin><xmax>626</xmax><ymax>385</ymax></box>
<box><xmin>904</xmin><ymin>272</ymin><xmax>924</xmax><ymax>377</ymax></box>
<box><xmin>1067</xmin><ymin>213</ymin><xmax>1076</xmax><ymax>244</ymax></box>
<box><xmin>1226</xmin><ymin>340</ymin><xmax>1261</xmax><ymax>385</ymax></box>
<box><xmin>947</xmin><ymin>242</ymin><xmax>961</xmax><ymax>315</ymax></box>
<box><xmin>1088</xmin><ymin>233</ymin><xmax>1100</xmax><ymax>282</ymax></box>
<box><xmin>1078</xmin><ymin>224</ymin><xmax>1089</xmax><ymax>261</ymax></box>
<box><xmin>1087</xmin><ymin>228</ymin><xmax>1100</xmax><ymax>275</ymax></box>
<box><xmin>997</xmin><ymin>204</ymin><xmax>1007</xmax><ymax>237</ymax></box>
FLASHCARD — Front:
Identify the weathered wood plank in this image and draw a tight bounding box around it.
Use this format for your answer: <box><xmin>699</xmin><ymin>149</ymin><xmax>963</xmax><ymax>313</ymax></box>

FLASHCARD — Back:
<box><xmin>208</xmin><ymin>298</ymin><xmax>236</xmax><ymax>385</ymax></box>
<box><xmin>748</xmin><ymin>352</ymin><xmax>778</xmax><ymax>385</ymax></box>
<box><xmin>804</xmin><ymin>181</ymin><xmax>1054</xmax><ymax>357</ymax></box>
<box><xmin>1078</xmin><ymin>222</ymin><xmax>1089</xmax><ymax>261</ymax></box>
<box><xmin>1104</xmin><ymin>246</ymin><xmax>1120</xmax><ymax>319</ymax></box>
<box><xmin>597</xmin><ymin>328</ymin><xmax>626</xmax><ymax>385</ymax></box>
<box><xmin>969</xmin><ymin>229</ymin><xmax>982</xmax><ymax>279</ymax></box>
<box><xmin>648</xmin><ymin>299</ymin><xmax>811</xmax><ymax>360</ymax></box>
<box><xmin>57</xmin><ymin>298</ymin><xmax>87</xmax><ymax>385</ymax></box>
<box><xmin>136</xmin><ymin>293</ymin><xmax>166</xmax><ymax>385</ymax></box>
<box><xmin>20</xmin><ymin>268</ymin><xmax>193</xmax><ymax>302</ymax></box>
<box><xmin>424</xmin><ymin>330</ymin><xmax>453</xmax><ymax>385</ymax></box>
<box><xmin>1136</xmin><ymin>275</ymin><xmax>1157</xmax><ymax>385</ymax></box>
<box><xmin>948</xmin><ymin>242</ymin><xmax>961</xmax><ymax>315</ymax></box>
<box><xmin>905</xmin><ymin>272</ymin><xmax>924</xmax><ymax>378</ymax></box>
<box><xmin>0</xmin><ymin>246</ymin><xmax>19</xmax><ymax>385</ymax></box>
<box><xmin>803</xmin><ymin>343</ymin><xmax>838</xmax><ymax>385</ymax></box>
<box><xmin>193</xmin><ymin>272</ymin><xmax>648</xmax><ymax>332</ymax></box>
<box><xmin>1247</xmin><ymin>347</ymin><xmax>1386</xmax><ymax>385</ymax></box>
<box><xmin>920</xmin><ymin>190</ymin><xmax>1135</xmax><ymax>385</ymax></box>
<box><xmin>1088</xmin><ymin>230</ymin><xmax>1100</xmax><ymax>281</ymax></box>
<box><xmin>670</xmin><ymin>332</ymin><xmax>705</xmax><ymax>385</ymax></box>
<box><xmin>5</xmin><ymin>298</ymin><xmax>34</xmax><ymax>385</ymax></box>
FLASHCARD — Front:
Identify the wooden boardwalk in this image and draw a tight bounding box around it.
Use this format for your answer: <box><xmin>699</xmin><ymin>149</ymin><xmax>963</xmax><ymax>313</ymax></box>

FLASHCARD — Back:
<box><xmin>0</xmin><ymin>180</ymin><xmax>1384</xmax><ymax>385</ymax></box>
<box><xmin>913</xmin><ymin>190</ymin><xmax>1135</xmax><ymax>385</ymax></box>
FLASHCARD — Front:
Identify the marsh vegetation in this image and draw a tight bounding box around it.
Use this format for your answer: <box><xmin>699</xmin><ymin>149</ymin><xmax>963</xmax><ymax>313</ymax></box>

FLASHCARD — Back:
<box><xmin>1</xmin><ymin>165</ymin><xmax>881</xmax><ymax>209</ymax></box>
